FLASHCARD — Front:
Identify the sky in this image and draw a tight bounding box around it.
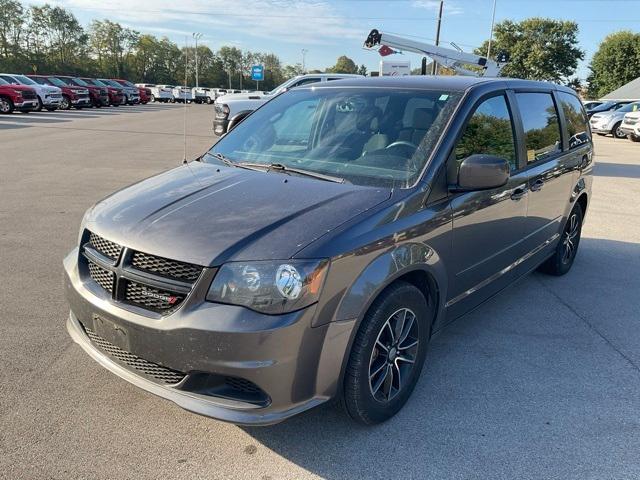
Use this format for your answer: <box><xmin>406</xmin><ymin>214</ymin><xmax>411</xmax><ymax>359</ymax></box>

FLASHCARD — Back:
<box><xmin>40</xmin><ymin>0</ymin><xmax>640</xmax><ymax>79</ymax></box>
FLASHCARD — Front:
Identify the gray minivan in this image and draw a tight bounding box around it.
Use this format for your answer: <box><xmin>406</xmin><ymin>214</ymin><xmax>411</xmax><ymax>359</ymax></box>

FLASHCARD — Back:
<box><xmin>64</xmin><ymin>76</ymin><xmax>593</xmax><ymax>425</ymax></box>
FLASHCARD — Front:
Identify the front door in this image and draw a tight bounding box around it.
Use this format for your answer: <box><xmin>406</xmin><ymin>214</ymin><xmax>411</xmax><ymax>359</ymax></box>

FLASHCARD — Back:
<box><xmin>446</xmin><ymin>93</ymin><xmax>528</xmax><ymax>318</ymax></box>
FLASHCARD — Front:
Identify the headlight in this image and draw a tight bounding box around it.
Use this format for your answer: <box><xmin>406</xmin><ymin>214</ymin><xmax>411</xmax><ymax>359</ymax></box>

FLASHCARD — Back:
<box><xmin>206</xmin><ymin>260</ymin><xmax>329</xmax><ymax>314</ymax></box>
<box><xmin>215</xmin><ymin>104</ymin><xmax>230</xmax><ymax>119</ymax></box>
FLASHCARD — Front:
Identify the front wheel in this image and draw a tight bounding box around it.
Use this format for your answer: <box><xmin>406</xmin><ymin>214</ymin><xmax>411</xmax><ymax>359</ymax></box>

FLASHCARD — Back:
<box><xmin>342</xmin><ymin>282</ymin><xmax>431</xmax><ymax>425</ymax></box>
<box><xmin>629</xmin><ymin>134</ymin><xmax>640</xmax><ymax>143</ymax></box>
<box><xmin>36</xmin><ymin>96</ymin><xmax>43</xmax><ymax>112</ymax></box>
<box><xmin>539</xmin><ymin>203</ymin><xmax>584</xmax><ymax>276</ymax></box>
<box><xmin>0</xmin><ymin>97</ymin><xmax>14</xmax><ymax>114</ymax></box>
<box><xmin>59</xmin><ymin>96</ymin><xmax>71</xmax><ymax>110</ymax></box>
<box><xmin>613</xmin><ymin>122</ymin><xmax>626</xmax><ymax>139</ymax></box>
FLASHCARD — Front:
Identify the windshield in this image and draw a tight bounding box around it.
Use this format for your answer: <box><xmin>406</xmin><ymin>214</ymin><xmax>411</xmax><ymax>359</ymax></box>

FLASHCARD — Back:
<box><xmin>71</xmin><ymin>77</ymin><xmax>89</xmax><ymax>87</ymax></box>
<box><xmin>47</xmin><ymin>77</ymin><xmax>69</xmax><ymax>87</ymax></box>
<box><xmin>205</xmin><ymin>87</ymin><xmax>462</xmax><ymax>188</ymax></box>
<box><xmin>13</xmin><ymin>75</ymin><xmax>35</xmax><ymax>85</ymax></box>
<box><xmin>0</xmin><ymin>78</ymin><xmax>8</xmax><ymax>86</ymax></box>
<box><xmin>99</xmin><ymin>79</ymin><xmax>120</xmax><ymax>87</ymax></box>
<box><xmin>618</xmin><ymin>102</ymin><xmax>640</xmax><ymax>113</ymax></box>
<box><xmin>86</xmin><ymin>79</ymin><xmax>105</xmax><ymax>87</ymax></box>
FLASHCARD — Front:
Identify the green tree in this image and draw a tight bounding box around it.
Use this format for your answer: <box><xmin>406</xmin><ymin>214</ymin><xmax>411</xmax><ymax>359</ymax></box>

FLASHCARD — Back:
<box><xmin>0</xmin><ymin>0</ymin><xmax>25</xmax><ymax>65</ymax></box>
<box><xmin>89</xmin><ymin>20</ymin><xmax>139</xmax><ymax>77</ymax></box>
<box><xmin>476</xmin><ymin>18</ymin><xmax>584</xmax><ymax>82</ymax></box>
<box><xmin>587</xmin><ymin>31</ymin><xmax>640</xmax><ymax>98</ymax></box>
<box><xmin>357</xmin><ymin>64</ymin><xmax>367</xmax><ymax>76</ymax></box>
<box><xmin>218</xmin><ymin>45</ymin><xmax>242</xmax><ymax>88</ymax></box>
<box><xmin>327</xmin><ymin>55</ymin><xmax>358</xmax><ymax>74</ymax></box>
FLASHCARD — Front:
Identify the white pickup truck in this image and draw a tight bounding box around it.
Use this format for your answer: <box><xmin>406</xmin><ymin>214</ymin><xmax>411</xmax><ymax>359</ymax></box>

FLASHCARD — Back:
<box><xmin>172</xmin><ymin>86</ymin><xmax>193</xmax><ymax>103</ymax></box>
<box><xmin>212</xmin><ymin>73</ymin><xmax>361</xmax><ymax>135</ymax></box>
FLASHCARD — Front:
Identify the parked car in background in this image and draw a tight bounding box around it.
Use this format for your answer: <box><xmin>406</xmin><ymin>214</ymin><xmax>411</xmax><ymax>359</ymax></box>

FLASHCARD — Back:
<box><xmin>0</xmin><ymin>77</ymin><xmax>38</xmax><ymax>113</ymax></box>
<box><xmin>583</xmin><ymin>101</ymin><xmax>603</xmax><ymax>111</ymax></box>
<box><xmin>586</xmin><ymin>100</ymin><xmax>633</xmax><ymax>118</ymax></box>
<box><xmin>0</xmin><ymin>73</ymin><xmax>61</xmax><ymax>111</ymax></box>
<box><xmin>192</xmin><ymin>86</ymin><xmax>208</xmax><ymax>104</ymax></box>
<box><xmin>81</xmin><ymin>78</ymin><xmax>124</xmax><ymax>106</ymax></box>
<box><xmin>172</xmin><ymin>86</ymin><xmax>193</xmax><ymax>103</ymax></box>
<box><xmin>590</xmin><ymin>101</ymin><xmax>640</xmax><ymax>139</ymax></box>
<box><xmin>213</xmin><ymin>73</ymin><xmax>361</xmax><ymax>135</ymax></box>
<box><xmin>620</xmin><ymin>110</ymin><xmax>640</xmax><ymax>142</ymax></box>
<box><xmin>146</xmin><ymin>84</ymin><xmax>174</xmax><ymax>103</ymax></box>
<box><xmin>28</xmin><ymin>75</ymin><xmax>91</xmax><ymax>110</ymax></box>
<box><xmin>56</xmin><ymin>75</ymin><xmax>109</xmax><ymax>108</ymax></box>
<box><xmin>64</xmin><ymin>76</ymin><xmax>593</xmax><ymax>426</ymax></box>
<box><xmin>138</xmin><ymin>86</ymin><xmax>151</xmax><ymax>104</ymax></box>
<box><xmin>99</xmin><ymin>78</ymin><xmax>139</xmax><ymax>105</ymax></box>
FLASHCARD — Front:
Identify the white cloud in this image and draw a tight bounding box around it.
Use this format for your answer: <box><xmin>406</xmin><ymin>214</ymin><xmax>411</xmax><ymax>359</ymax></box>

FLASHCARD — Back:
<box><xmin>47</xmin><ymin>0</ymin><xmax>363</xmax><ymax>46</ymax></box>
<box><xmin>412</xmin><ymin>0</ymin><xmax>463</xmax><ymax>15</ymax></box>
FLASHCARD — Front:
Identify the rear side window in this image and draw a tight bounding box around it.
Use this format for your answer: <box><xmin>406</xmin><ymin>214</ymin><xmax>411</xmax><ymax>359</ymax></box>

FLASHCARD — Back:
<box><xmin>454</xmin><ymin>94</ymin><xmax>517</xmax><ymax>171</ymax></box>
<box><xmin>515</xmin><ymin>92</ymin><xmax>561</xmax><ymax>163</ymax></box>
<box><xmin>292</xmin><ymin>78</ymin><xmax>321</xmax><ymax>88</ymax></box>
<box><xmin>558</xmin><ymin>92</ymin><xmax>591</xmax><ymax>150</ymax></box>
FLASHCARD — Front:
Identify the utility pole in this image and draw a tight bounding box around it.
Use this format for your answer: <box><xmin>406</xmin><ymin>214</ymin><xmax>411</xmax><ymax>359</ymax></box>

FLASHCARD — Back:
<box><xmin>486</xmin><ymin>0</ymin><xmax>497</xmax><ymax>60</ymax></box>
<box><xmin>301</xmin><ymin>49</ymin><xmax>308</xmax><ymax>73</ymax></box>
<box><xmin>192</xmin><ymin>32</ymin><xmax>203</xmax><ymax>88</ymax></box>
<box><xmin>431</xmin><ymin>0</ymin><xmax>444</xmax><ymax>75</ymax></box>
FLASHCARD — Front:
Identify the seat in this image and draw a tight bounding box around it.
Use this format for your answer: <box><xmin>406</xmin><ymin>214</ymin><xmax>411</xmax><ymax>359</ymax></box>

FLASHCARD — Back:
<box><xmin>361</xmin><ymin>115</ymin><xmax>389</xmax><ymax>155</ymax></box>
<box><xmin>398</xmin><ymin>108</ymin><xmax>434</xmax><ymax>145</ymax></box>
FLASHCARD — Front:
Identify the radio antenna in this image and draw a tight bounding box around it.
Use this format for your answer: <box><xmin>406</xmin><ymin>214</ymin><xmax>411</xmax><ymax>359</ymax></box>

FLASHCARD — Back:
<box><xmin>182</xmin><ymin>36</ymin><xmax>188</xmax><ymax>164</ymax></box>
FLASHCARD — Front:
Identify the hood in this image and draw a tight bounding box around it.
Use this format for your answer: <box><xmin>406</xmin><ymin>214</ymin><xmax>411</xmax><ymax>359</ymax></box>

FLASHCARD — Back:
<box><xmin>85</xmin><ymin>162</ymin><xmax>390</xmax><ymax>266</ymax></box>
<box><xmin>220</xmin><ymin>92</ymin><xmax>267</xmax><ymax>101</ymax></box>
<box><xmin>592</xmin><ymin>110</ymin><xmax>625</xmax><ymax>121</ymax></box>
<box><xmin>44</xmin><ymin>85</ymin><xmax>61</xmax><ymax>94</ymax></box>
<box><xmin>8</xmin><ymin>85</ymin><xmax>36</xmax><ymax>94</ymax></box>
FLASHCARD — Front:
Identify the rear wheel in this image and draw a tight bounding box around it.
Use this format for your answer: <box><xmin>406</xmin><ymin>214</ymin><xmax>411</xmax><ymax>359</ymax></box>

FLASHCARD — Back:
<box><xmin>0</xmin><ymin>97</ymin><xmax>14</xmax><ymax>114</ymax></box>
<box><xmin>342</xmin><ymin>282</ymin><xmax>431</xmax><ymax>425</ymax></box>
<box><xmin>613</xmin><ymin>122</ymin><xmax>626</xmax><ymax>139</ymax></box>
<box><xmin>539</xmin><ymin>203</ymin><xmax>583</xmax><ymax>276</ymax></box>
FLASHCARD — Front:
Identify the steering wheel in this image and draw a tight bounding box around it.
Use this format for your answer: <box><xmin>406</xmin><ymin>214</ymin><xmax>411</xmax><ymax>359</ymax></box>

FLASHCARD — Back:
<box><xmin>385</xmin><ymin>140</ymin><xmax>418</xmax><ymax>150</ymax></box>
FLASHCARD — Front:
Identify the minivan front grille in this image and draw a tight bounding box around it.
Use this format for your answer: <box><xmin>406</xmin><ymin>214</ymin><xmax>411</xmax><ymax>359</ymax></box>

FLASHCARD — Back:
<box><xmin>84</xmin><ymin>322</ymin><xmax>186</xmax><ymax>385</ymax></box>
<box><xmin>89</xmin><ymin>233</ymin><xmax>122</xmax><ymax>260</ymax></box>
<box><xmin>124</xmin><ymin>281</ymin><xmax>184</xmax><ymax>313</ymax></box>
<box><xmin>88</xmin><ymin>261</ymin><xmax>114</xmax><ymax>292</ymax></box>
<box><xmin>82</xmin><ymin>230</ymin><xmax>201</xmax><ymax>316</ymax></box>
<box><xmin>131</xmin><ymin>251</ymin><xmax>202</xmax><ymax>281</ymax></box>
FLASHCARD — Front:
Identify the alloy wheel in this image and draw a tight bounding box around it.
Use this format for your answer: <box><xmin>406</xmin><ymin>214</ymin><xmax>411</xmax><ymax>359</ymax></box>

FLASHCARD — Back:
<box><xmin>562</xmin><ymin>212</ymin><xmax>580</xmax><ymax>264</ymax></box>
<box><xmin>368</xmin><ymin>308</ymin><xmax>419</xmax><ymax>403</ymax></box>
<box><xmin>0</xmin><ymin>98</ymin><xmax>11</xmax><ymax>113</ymax></box>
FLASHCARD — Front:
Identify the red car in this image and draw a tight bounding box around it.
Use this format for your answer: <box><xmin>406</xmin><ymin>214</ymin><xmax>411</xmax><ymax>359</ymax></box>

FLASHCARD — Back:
<box><xmin>81</xmin><ymin>78</ymin><xmax>124</xmax><ymax>107</ymax></box>
<box><xmin>56</xmin><ymin>75</ymin><xmax>110</xmax><ymax>107</ymax></box>
<box><xmin>137</xmin><ymin>86</ymin><xmax>151</xmax><ymax>104</ymax></box>
<box><xmin>0</xmin><ymin>77</ymin><xmax>38</xmax><ymax>113</ymax></box>
<box><xmin>28</xmin><ymin>75</ymin><xmax>91</xmax><ymax>110</ymax></box>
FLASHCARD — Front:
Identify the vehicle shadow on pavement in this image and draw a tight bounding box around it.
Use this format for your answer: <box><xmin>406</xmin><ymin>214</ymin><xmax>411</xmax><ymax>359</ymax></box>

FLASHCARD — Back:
<box><xmin>242</xmin><ymin>237</ymin><xmax>640</xmax><ymax>480</ymax></box>
<box><xmin>594</xmin><ymin>162</ymin><xmax>640</xmax><ymax>179</ymax></box>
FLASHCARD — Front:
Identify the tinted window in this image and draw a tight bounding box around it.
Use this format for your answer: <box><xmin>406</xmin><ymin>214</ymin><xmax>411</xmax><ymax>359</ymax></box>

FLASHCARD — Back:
<box><xmin>454</xmin><ymin>95</ymin><xmax>517</xmax><ymax>171</ymax></box>
<box><xmin>558</xmin><ymin>92</ymin><xmax>591</xmax><ymax>150</ymax></box>
<box><xmin>515</xmin><ymin>93</ymin><xmax>561</xmax><ymax>163</ymax></box>
<box><xmin>292</xmin><ymin>78</ymin><xmax>321</xmax><ymax>88</ymax></box>
<box><xmin>0</xmin><ymin>75</ymin><xmax>17</xmax><ymax>84</ymax></box>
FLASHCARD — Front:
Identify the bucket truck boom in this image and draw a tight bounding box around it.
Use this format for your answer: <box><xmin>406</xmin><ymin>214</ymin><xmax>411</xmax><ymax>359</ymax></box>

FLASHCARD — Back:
<box><xmin>364</xmin><ymin>29</ymin><xmax>505</xmax><ymax>77</ymax></box>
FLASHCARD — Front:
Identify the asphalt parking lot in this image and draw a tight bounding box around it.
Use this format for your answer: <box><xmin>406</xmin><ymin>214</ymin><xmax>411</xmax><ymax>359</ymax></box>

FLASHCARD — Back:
<box><xmin>1</xmin><ymin>104</ymin><xmax>639</xmax><ymax>480</ymax></box>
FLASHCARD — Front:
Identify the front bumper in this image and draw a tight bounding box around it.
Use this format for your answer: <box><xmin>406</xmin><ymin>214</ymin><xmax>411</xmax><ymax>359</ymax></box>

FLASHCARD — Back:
<box><xmin>14</xmin><ymin>100</ymin><xmax>38</xmax><ymax>111</ymax></box>
<box><xmin>619</xmin><ymin>124</ymin><xmax>639</xmax><ymax>137</ymax></box>
<box><xmin>590</xmin><ymin>124</ymin><xmax>613</xmax><ymax>134</ymax></box>
<box><xmin>42</xmin><ymin>96</ymin><xmax>62</xmax><ymax>106</ymax></box>
<box><xmin>63</xmin><ymin>248</ymin><xmax>354</xmax><ymax>425</ymax></box>
<box><xmin>72</xmin><ymin>97</ymin><xmax>91</xmax><ymax>107</ymax></box>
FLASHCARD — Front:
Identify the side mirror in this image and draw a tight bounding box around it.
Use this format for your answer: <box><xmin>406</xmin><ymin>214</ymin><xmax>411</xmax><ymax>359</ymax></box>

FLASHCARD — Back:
<box><xmin>225</xmin><ymin>110</ymin><xmax>253</xmax><ymax>134</ymax></box>
<box><xmin>456</xmin><ymin>154</ymin><xmax>510</xmax><ymax>190</ymax></box>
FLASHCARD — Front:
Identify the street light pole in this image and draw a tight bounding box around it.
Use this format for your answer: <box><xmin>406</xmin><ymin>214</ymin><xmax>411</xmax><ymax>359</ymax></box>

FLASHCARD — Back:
<box><xmin>301</xmin><ymin>49</ymin><xmax>308</xmax><ymax>73</ymax></box>
<box><xmin>192</xmin><ymin>32</ymin><xmax>203</xmax><ymax>89</ymax></box>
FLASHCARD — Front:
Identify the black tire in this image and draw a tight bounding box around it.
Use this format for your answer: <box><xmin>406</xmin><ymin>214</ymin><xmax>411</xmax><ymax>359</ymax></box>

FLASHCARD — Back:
<box><xmin>0</xmin><ymin>96</ymin><xmax>14</xmax><ymax>114</ymax></box>
<box><xmin>342</xmin><ymin>281</ymin><xmax>432</xmax><ymax>425</ymax></box>
<box><xmin>613</xmin><ymin>122</ymin><xmax>626</xmax><ymax>139</ymax></box>
<box><xmin>36</xmin><ymin>96</ymin><xmax>43</xmax><ymax>112</ymax></box>
<box><xmin>629</xmin><ymin>134</ymin><xmax>640</xmax><ymax>143</ymax></box>
<box><xmin>539</xmin><ymin>203</ymin><xmax>584</xmax><ymax>276</ymax></box>
<box><xmin>206</xmin><ymin>97</ymin><xmax>212</xmax><ymax>104</ymax></box>
<box><xmin>150</xmin><ymin>94</ymin><xmax>155</xmax><ymax>102</ymax></box>
<box><xmin>59</xmin><ymin>95</ymin><xmax>71</xmax><ymax>110</ymax></box>
<box><xmin>45</xmin><ymin>107</ymin><xmax>57</xmax><ymax>112</ymax></box>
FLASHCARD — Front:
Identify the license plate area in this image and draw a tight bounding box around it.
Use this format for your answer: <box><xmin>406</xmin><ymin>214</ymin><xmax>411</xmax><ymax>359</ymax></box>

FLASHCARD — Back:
<box><xmin>91</xmin><ymin>313</ymin><xmax>131</xmax><ymax>352</ymax></box>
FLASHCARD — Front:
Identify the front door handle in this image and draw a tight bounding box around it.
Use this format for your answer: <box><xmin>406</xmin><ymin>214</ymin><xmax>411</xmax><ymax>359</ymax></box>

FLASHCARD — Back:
<box><xmin>530</xmin><ymin>179</ymin><xmax>544</xmax><ymax>192</ymax></box>
<box><xmin>510</xmin><ymin>187</ymin><xmax>527</xmax><ymax>201</ymax></box>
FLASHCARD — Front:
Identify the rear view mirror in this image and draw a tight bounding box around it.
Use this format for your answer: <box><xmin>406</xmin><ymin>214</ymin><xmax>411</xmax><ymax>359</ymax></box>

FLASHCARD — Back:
<box><xmin>457</xmin><ymin>154</ymin><xmax>510</xmax><ymax>190</ymax></box>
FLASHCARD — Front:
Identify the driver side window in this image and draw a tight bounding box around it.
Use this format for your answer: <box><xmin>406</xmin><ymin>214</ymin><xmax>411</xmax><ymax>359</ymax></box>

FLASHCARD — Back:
<box><xmin>452</xmin><ymin>94</ymin><xmax>517</xmax><ymax>177</ymax></box>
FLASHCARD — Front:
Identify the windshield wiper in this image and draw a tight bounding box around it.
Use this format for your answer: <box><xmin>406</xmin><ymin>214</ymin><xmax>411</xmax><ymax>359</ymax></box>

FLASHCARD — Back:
<box><xmin>265</xmin><ymin>163</ymin><xmax>347</xmax><ymax>184</ymax></box>
<box><xmin>210</xmin><ymin>154</ymin><xmax>346</xmax><ymax>184</ymax></box>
